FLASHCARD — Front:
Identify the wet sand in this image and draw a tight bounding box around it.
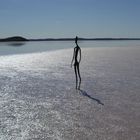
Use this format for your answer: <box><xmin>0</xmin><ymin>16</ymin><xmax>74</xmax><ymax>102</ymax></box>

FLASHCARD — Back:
<box><xmin>0</xmin><ymin>47</ymin><xmax>140</xmax><ymax>140</ymax></box>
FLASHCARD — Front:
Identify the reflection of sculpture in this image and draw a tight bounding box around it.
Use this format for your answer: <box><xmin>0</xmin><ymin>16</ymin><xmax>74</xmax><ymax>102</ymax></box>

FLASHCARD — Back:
<box><xmin>71</xmin><ymin>36</ymin><xmax>81</xmax><ymax>90</ymax></box>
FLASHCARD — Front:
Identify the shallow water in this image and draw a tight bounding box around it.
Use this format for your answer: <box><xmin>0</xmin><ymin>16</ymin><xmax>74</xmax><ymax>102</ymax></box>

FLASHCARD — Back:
<box><xmin>0</xmin><ymin>40</ymin><xmax>140</xmax><ymax>55</ymax></box>
<box><xmin>0</xmin><ymin>41</ymin><xmax>140</xmax><ymax>139</ymax></box>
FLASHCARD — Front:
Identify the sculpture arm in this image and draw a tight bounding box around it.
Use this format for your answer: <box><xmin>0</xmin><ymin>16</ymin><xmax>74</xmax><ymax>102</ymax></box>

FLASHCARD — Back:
<box><xmin>71</xmin><ymin>48</ymin><xmax>75</xmax><ymax>67</ymax></box>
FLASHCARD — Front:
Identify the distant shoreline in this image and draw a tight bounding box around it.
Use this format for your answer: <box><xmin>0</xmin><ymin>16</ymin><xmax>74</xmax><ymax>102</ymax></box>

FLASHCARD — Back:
<box><xmin>29</xmin><ymin>38</ymin><xmax>140</xmax><ymax>41</ymax></box>
<box><xmin>0</xmin><ymin>36</ymin><xmax>140</xmax><ymax>42</ymax></box>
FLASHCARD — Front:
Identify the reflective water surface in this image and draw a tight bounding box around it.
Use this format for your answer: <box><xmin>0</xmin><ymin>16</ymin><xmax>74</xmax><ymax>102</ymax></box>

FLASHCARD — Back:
<box><xmin>1</xmin><ymin>40</ymin><xmax>140</xmax><ymax>55</ymax></box>
<box><xmin>0</xmin><ymin>41</ymin><xmax>140</xmax><ymax>139</ymax></box>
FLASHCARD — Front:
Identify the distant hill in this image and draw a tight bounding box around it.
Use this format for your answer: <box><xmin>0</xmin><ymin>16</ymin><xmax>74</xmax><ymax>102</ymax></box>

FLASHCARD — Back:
<box><xmin>0</xmin><ymin>36</ymin><xmax>28</xmax><ymax>42</ymax></box>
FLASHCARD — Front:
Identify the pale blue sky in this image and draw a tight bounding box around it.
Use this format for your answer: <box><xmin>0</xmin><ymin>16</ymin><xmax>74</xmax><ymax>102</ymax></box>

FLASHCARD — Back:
<box><xmin>0</xmin><ymin>0</ymin><xmax>140</xmax><ymax>38</ymax></box>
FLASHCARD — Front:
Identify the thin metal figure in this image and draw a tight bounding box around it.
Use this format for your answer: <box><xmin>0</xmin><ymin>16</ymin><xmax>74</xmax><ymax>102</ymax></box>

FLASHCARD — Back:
<box><xmin>71</xmin><ymin>36</ymin><xmax>81</xmax><ymax>90</ymax></box>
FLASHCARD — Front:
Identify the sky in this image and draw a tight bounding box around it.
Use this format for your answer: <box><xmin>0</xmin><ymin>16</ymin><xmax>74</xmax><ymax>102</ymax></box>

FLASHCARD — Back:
<box><xmin>0</xmin><ymin>0</ymin><xmax>140</xmax><ymax>38</ymax></box>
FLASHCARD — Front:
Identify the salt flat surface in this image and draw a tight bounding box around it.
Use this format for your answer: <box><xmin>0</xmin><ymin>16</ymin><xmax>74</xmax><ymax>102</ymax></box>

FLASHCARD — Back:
<box><xmin>0</xmin><ymin>47</ymin><xmax>140</xmax><ymax>140</ymax></box>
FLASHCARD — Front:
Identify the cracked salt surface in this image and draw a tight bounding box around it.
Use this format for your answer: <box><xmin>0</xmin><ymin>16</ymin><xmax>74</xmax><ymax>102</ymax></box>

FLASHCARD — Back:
<box><xmin>0</xmin><ymin>47</ymin><xmax>140</xmax><ymax>140</ymax></box>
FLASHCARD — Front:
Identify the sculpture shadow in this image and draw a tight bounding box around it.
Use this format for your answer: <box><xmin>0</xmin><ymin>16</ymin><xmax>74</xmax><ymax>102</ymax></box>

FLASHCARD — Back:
<box><xmin>79</xmin><ymin>89</ymin><xmax>104</xmax><ymax>105</ymax></box>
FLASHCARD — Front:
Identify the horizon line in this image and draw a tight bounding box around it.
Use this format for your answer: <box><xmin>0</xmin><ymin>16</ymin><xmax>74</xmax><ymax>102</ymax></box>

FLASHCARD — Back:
<box><xmin>1</xmin><ymin>36</ymin><xmax>140</xmax><ymax>42</ymax></box>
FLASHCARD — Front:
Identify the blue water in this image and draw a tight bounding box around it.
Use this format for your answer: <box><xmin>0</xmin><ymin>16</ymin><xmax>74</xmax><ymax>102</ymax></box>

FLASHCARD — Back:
<box><xmin>0</xmin><ymin>40</ymin><xmax>140</xmax><ymax>56</ymax></box>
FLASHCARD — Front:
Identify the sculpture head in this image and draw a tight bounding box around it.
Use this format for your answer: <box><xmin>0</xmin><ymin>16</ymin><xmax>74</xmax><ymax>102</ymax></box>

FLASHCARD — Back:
<box><xmin>75</xmin><ymin>36</ymin><xmax>78</xmax><ymax>45</ymax></box>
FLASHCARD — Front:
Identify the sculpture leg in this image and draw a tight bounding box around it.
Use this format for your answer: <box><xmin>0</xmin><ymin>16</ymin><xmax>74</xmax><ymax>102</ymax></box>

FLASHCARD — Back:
<box><xmin>77</xmin><ymin>63</ymin><xmax>81</xmax><ymax>90</ymax></box>
<box><xmin>74</xmin><ymin>65</ymin><xmax>78</xmax><ymax>89</ymax></box>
